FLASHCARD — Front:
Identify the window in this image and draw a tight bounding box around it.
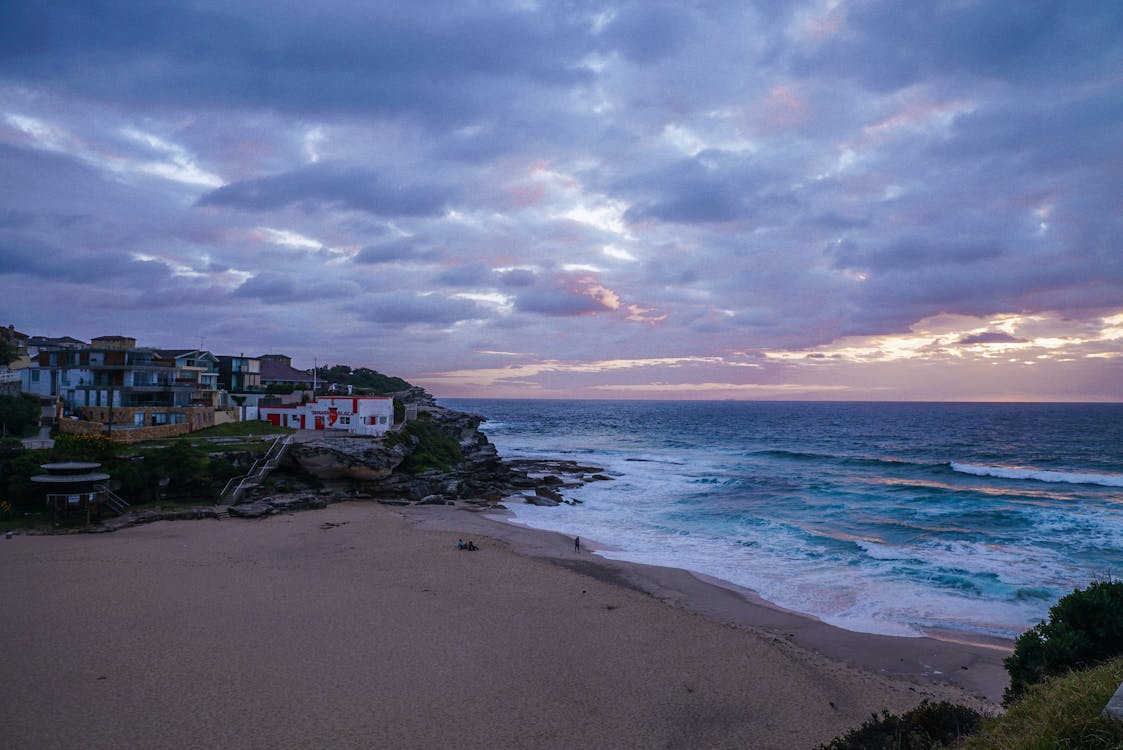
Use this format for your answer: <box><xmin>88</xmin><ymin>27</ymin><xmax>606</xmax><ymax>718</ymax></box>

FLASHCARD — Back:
<box><xmin>340</xmin><ymin>416</ymin><xmax>351</xmax><ymax>425</ymax></box>
<box><xmin>134</xmin><ymin>413</ymin><xmax>145</xmax><ymax>426</ymax></box>
<box><xmin>31</xmin><ymin>370</ymin><xmax>40</xmax><ymax>382</ymax></box>
<box><xmin>379</xmin><ymin>416</ymin><xmax>388</xmax><ymax>424</ymax></box>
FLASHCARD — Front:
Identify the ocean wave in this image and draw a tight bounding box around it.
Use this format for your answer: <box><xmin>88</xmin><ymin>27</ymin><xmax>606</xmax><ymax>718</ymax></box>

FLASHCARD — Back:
<box><xmin>950</xmin><ymin>462</ymin><xmax>1123</xmax><ymax>488</ymax></box>
<box><xmin>750</xmin><ymin>449</ymin><xmax>936</xmax><ymax>470</ymax></box>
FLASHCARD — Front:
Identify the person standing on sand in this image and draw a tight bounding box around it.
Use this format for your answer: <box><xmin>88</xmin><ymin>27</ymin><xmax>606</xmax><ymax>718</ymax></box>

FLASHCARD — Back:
<box><xmin>574</xmin><ymin>536</ymin><xmax>580</xmax><ymax>552</ymax></box>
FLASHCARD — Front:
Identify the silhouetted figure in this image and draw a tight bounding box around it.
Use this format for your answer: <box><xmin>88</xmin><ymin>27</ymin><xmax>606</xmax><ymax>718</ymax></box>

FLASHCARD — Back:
<box><xmin>467</xmin><ymin>541</ymin><xmax>478</xmax><ymax>551</ymax></box>
<box><xmin>574</xmin><ymin>536</ymin><xmax>581</xmax><ymax>552</ymax></box>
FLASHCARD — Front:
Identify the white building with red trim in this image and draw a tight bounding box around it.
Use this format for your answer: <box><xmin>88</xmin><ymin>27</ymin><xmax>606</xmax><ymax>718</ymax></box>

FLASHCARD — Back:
<box><xmin>258</xmin><ymin>396</ymin><xmax>394</xmax><ymax>435</ymax></box>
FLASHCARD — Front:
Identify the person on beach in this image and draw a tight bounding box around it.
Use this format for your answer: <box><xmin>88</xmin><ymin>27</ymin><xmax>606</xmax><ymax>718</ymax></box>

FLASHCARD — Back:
<box><xmin>574</xmin><ymin>536</ymin><xmax>580</xmax><ymax>552</ymax></box>
<box><xmin>457</xmin><ymin>539</ymin><xmax>464</xmax><ymax>550</ymax></box>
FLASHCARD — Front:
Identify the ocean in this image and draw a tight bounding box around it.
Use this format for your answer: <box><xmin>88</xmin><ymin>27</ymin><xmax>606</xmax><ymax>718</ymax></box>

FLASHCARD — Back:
<box><xmin>440</xmin><ymin>399</ymin><xmax>1123</xmax><ymax>641</ymax></box>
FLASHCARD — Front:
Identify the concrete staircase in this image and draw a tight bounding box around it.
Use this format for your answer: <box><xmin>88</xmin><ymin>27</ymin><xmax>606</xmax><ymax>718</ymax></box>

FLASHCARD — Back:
<box><xmin>220</xmin><ymin>434</ymin><xmax>294</xmax><ymax>504</ymax></box>
<box><xmin>98</xmin><ymin>486</ymin><xmax>131</xmax><ymax>516</ymax></box>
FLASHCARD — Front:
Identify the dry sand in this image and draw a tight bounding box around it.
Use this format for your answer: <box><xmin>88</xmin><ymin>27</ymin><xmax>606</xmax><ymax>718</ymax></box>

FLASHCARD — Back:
<box><xmin>0</xmin><ymin>502</ymin><xmax>1008</xmax><ymax>749</ymax></box>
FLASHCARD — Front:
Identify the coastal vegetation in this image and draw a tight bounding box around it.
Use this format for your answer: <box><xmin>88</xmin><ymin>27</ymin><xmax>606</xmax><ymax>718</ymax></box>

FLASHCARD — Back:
<box><xmin>0</xmin><ymin>432</ymin><xmax>256</xmax><ymax>525</ymax></box>
<box><xmin>963</xmin><ymin>658</ymin><xmax>1123</xmax><ymax>750</ymax></box>
<box><xmin>0</xmin><ymin>393</ymin><xmax>41</xmax><ymax>437</ymax></box>
<box><xmin>1002</xmin><ymin>578</ymin><xmax>1123</xmax><ymax>706</ymax></box>
<box><xmin>383</xmin><ymin>415</ymin><xmax>463</xmax><ymax>474</ymax></box>
<box><xmin>184</xmin><ymin>421</ymin><xmax>295</xmax><ymax>439</ymax></box>
<box><xmin>816</xmin><ymin>700</ymin><xmax>982</xmax><ymax>749</ymax></box>
<box><xmin>819</xmin><ymin>579</ymin><xmax>1123</xmax><ymax>749</ymax></box>
<box><xmin>312</xmin><ymin>364</ymin><xmax>411</xmax><ymax>395</ymax></box>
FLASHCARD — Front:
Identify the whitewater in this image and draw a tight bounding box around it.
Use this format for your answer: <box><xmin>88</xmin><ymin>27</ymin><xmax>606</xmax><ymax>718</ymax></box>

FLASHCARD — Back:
<box><xmin>442</xmin><ymin>399</ymin><xmax>1123</xmax><ymax>641</ymax></box>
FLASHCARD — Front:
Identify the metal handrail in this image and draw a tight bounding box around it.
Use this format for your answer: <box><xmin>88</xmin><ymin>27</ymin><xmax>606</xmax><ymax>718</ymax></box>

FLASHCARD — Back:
<box><xmin>220</xmin><ymin>434</ymin><xmax>293</xmax><ymax>502</ymax></box>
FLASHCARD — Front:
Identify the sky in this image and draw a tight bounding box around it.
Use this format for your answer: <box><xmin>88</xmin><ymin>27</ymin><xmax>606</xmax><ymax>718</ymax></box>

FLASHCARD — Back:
<box><xmin>1</xmin><ymin>1</ymin><xmax>1121</xmax><ymax>401</ymax></box>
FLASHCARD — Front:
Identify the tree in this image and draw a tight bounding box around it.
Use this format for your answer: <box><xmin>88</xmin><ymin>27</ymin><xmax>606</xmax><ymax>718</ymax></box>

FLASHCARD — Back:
<box><xmin>0</xmin><ymin>336</ymin><xmax>17</xmax><ymax>367</ymax></box>
<box><xmin>1003</xmin><ymin>578</ymin><xmax>1123</xmax><ymax>706</ymax></box>
<box><xmin>313</xmin><ymin>363</ymin><xmax>412</xmax><ymax>395</ymax></box>
<box><xmin>0</xmin><ymin>393</ymin><xmax>40</xmax><ymax>437</ymax></box>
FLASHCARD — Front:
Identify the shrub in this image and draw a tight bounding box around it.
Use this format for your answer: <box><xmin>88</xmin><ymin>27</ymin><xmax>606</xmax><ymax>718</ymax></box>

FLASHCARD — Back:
<box><xmin>965</xmin><ymin>657</ymin><xmax>1123</xmax><ymax>749</ymax></box>
<box><xmin>386</xmin><ymin>420</ymin><xmax>462</xmax><ymax>474</ymax></box>
<box><xmin>0</xmin><ymin>436</ymin><xmax>24</xmax><ymax>459</ymax></box>
<box><xmin>53</xmin><ymin>433</ymin><xmax>116</xmax><ymax>461</ymax></box>
<box><xmin>0</xmin><ymin>393</ymin><xmax>41</xmax><ymax>437</ymax></box>
<box><xmin>1003</xmin><ymin>578</ymin><xmax>1123</xmax><ymax>706</ymax></box>
<box><xmin>817</xmin><ymin>700</ymin><xmax>983</xmax><ymax>750</ymax></box>
<box><xmin>0</xmin><ymin>448</ymin><xmax>54</xmax><ymax>509</ymax></box>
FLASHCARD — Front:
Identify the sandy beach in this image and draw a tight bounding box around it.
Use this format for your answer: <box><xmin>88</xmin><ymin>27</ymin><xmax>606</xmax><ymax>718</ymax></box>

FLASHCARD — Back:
<box><xmin>0</xmin><ymin>502</ymin><xmax>1008</xmax><ymax>749</ymax></box>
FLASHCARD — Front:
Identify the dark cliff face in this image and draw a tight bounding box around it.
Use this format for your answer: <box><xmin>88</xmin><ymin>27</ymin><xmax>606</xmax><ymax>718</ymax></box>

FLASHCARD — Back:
<box><xmin>284</xmin><ymin>399</ymin><xmax>607</xmax><ymax>507</ymax></box>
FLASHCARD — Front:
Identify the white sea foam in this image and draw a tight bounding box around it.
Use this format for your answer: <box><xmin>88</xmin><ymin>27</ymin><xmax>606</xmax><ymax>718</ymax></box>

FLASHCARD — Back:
<box><xmin>464</xmin><ymin>398</ymin><xmax>1123</xmax><ymax>641</ymax></box>
<box><xmin>951</xmin><ymin>462</ymin><xmax>1123</xmax><ymax>487</ymax></box>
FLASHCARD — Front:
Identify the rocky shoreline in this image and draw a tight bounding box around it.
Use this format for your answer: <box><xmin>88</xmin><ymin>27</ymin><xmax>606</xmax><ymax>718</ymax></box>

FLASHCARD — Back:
<box><xmin>29</xmin><ymin>394</ymin><xmax>608</xmax><ymax>533</ymax></box>
<box><xmin>280</xmin><ymin>398</ymin><xmax>610</xmax><ymax>509</ymax></box>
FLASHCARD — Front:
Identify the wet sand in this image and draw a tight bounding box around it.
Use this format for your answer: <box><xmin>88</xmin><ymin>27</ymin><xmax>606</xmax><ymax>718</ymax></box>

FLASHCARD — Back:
<box><xmin>0</xmin><ymin>502</ymin><xmax>1007</xmax><ymax>749</ymax></box>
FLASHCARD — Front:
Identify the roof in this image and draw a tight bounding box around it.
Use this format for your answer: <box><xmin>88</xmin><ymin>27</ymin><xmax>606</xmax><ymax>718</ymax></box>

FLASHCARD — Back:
<box><xmin>27</xmin><ymin>335</ymin><xmax>87</xmax><ymax>347</ymax></box>
<box><xmin>259</xmin><ymin>358</ymin><xmax>316</xmax><ymax>383</ymax></box>
<box><xmin>155</xmin><ymin>349</ymin><xmax>217</xmax><ymax>360</ymax></box>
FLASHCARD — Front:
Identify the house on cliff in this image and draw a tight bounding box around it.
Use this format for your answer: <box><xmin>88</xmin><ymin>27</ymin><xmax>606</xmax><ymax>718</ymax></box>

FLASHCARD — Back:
<box><xmin>259</xmin><ymin>396</ymin><xmax>394</xmax><ymax>436</ymax></box>
<box><xmin>258</xmin><ymin>354</ymin><xmax>316</xmax><ymax>394</ymax></box>
<box><xmin>154</xmin><ymin>349</ymin><xmax>221</xmax><ymax>407</ymax></box>
<box><xmin>21</xmin><ymin>335</ymin><xmax>216</xmax><ymax>442</ymax></box>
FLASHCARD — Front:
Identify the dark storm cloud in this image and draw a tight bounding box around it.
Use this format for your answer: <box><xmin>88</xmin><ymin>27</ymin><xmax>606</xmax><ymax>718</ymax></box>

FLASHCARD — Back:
<box><xmin>433</xmin><ymin>264</ymin><xmax>492</xmax><ymax>288</ymax></box>
<box><xmin>833</xmin><ymin>238</ymin><xmax>1003</xmax><ymax>272</ymax></box>
<box><xmin>0</xmin><ymin>1</ymin><xmax>598</xmax><ymax>124</ymax></box>
<box><xmin>794</xmin><ymin>1</ymin><xmax>1123</xmax><ymax>90</ymax></box>
<box><xmin>232</xmin><ymin>271</ymin><xmax>356</xmax><ymax>303</ymax></box>
<box><xmin>958</xmin><ymin>331</ymin><xmax>1027</xmax><ymax>345</ymax></box>
<box><xmin>498</xmin><ymin>269</ymin><xmax>537</xmax><ymax>288</ymax></box>
<box><xmin>621</xmin><ymin>151</ymin><xmax>787</xmax><ymax>225</ymax></box>
<box><xmin>599</xmin><ymin>3</ymin><xmax>696</xmax><ymax>63</ymax></box>
<box><xmin>935</xmin><ymin>89</ymin><xmax>1123</xmax><ymax>174</ymax></box>
<box><xmin>354</xmin><ymin>238</ymin><xmax>443</xmax><ymax>265</ymax></box>
<box><xmin>352</xmin><ymin>292</ymin><xmax>484</xmax><ymax>327</ymax></box>
<box><xmin>513</xmin><ymin>287</ymin><xmax>604</xmax><ymax>317</ymax></box>
<box><xmin>0</xmin><ymin>232</ymin><xmax>173</xmax><ymax>288</ymax></box>
<box><xmin>197</xmin><ymin>163</ymin><xmax>454</xmax><ymax>217</ymax></box>
<box><xmin>2</xmin><ymin>0</ymin><xmax>1121</xmax><ymax>398</ymax></box>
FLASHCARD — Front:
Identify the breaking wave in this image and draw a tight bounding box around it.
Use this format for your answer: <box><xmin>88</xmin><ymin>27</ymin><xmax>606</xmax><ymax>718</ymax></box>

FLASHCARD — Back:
<box><xmin>950</xmin><ymin>463</ymin><xmax>1123</xmax><ymax>488</ymax></box>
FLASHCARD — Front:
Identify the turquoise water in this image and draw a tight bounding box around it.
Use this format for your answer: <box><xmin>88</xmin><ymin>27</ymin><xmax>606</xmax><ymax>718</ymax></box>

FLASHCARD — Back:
<box><xmin>442</xmin><ymin>399</ymin><xmax>1123</xmax><ymax>639</ymax></box>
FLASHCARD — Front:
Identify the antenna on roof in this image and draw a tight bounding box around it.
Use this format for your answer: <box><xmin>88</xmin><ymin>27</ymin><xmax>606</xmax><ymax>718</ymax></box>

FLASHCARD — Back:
<box><xmin>198</xmin><ymin>334</ymin><xmax>206</xmax><ymax>350</ymax></box>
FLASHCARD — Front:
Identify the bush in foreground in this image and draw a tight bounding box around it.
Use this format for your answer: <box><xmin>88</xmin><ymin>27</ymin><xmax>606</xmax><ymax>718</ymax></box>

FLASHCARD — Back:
<box><xmin>816</xmin><ymin>700</ymin><xmax>983</xmax><ymax>750</ymax></box>
<box><xmin>962</xmin><ymin>657</ymin><xmax>1123</xmax><ymax>750</ymax></box>
<box><xmin>1004</xmin><ymin>578</ymin><xmax>1123</xmax><ymax>706</ymax></box>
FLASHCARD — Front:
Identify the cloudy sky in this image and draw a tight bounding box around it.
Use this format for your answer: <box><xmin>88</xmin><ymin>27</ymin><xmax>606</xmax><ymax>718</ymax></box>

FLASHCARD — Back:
<box><xmin>2</xmin><ymin>1</ymin><xmax>1120</xmax><ymax>401</ymax></box>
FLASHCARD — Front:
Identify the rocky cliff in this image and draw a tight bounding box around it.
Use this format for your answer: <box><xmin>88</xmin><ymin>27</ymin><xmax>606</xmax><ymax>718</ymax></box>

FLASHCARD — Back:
<box><xmin>280</xmin><ymin>391</ymin><xmax>610</xmax><ymax>509</ymax></box>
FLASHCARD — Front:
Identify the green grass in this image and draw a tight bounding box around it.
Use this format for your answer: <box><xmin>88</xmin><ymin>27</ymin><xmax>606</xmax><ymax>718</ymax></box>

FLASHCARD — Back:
<box><xmin>963</xmin><ymin>658</ymin><xmax>1123</xmax><ymax>750</ymax></box>
<box><xmin>0</xmin><ymin>509</ymin><xmax>52</xmax><ymax>531</ymax></box>
<box><xmin>123</xmin><ymin>499</ymin><xmax>215</xmax><ymax>513</ymax></box>
<box><xmin>131</xmin><ymin>439</ymin><xmax>272</xmax><ymax>454</ymax></box>
<box><xmin>384</xmin><ymin>419</ymin><xmax>463</xmax><ymax>474</ymax></box>
<box><xmin>182</xmin><ymin>421</ymin><xmax>294</xmax><ymax>438</ymax></box>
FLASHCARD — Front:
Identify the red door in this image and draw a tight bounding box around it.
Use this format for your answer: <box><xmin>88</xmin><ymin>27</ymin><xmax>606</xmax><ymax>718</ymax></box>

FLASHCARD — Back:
<box><xmin>314</xmin><ymin>415</ymin><xmax>324</xmax><ymax>430</ymax></box>
<box><xmin>267</xmin><ymin>414</ymin><xmax>281</xmax><ymax>426</ymax></box>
